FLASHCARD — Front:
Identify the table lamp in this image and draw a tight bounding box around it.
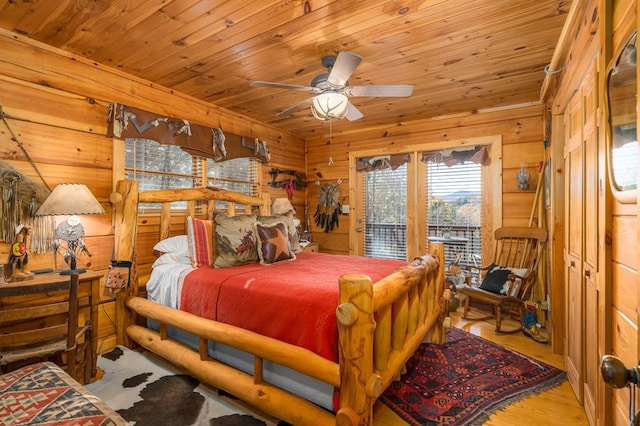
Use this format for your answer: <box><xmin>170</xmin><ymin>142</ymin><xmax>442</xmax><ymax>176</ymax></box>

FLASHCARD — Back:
<box><xmin>36</xmin><ymin>183</ymin><xmax>106</xmax><ymax>274</ymax></box>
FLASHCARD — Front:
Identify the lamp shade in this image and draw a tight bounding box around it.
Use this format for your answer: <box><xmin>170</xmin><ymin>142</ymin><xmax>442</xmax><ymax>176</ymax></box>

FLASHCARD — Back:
<box><xmin>311</xmin><ymin>91</ymin><xmax>348</xmax><ymax>121</ymax></box>
<box><xmin>36</xmin><ymin>184</ymin><xmax>106</xmax><ymax>216</ymax></box>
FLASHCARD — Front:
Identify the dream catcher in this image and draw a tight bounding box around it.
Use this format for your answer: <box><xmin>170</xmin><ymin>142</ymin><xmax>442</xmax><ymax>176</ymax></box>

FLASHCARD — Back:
<box><xmin>314</xmin><ymin>183</ymin><xmax>341</xmax><ymax>232</ymax></box>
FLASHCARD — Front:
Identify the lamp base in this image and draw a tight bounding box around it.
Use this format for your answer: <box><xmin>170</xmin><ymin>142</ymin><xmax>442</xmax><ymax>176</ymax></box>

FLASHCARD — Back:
<box><xmin>60</xmin><ymin>268</ymin><xmax>87</xmax><ymax>275</ymax></box>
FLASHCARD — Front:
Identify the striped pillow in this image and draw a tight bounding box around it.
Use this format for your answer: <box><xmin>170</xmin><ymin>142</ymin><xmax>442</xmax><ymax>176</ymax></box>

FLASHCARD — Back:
<box><xmin>187</xmin><ymin>217</ymin><xmax>214</xmax><ymax>267</ymax></box>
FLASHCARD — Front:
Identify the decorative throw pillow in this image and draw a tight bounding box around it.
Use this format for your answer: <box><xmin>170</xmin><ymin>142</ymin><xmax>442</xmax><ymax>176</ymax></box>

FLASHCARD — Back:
<box><xmin>255</xmin><ymin>222</ymin><xmax>296</xmax><ymax>265</ymax></box>
<box><xmin>479</xmin><ymin>264</ymin><xmax>528</xmax><ymax>296</ymax></box>
<box><xmin>214</xmin><ymin>214</ymin><xmax>259</xmax><ymax>268</ymax></box>
<box><xmin>257</xmin><ymin>211</ymin><xmax>302</xmax><ymax>253</ymax></box>
<box><xmin>187</xmin><ymin>217</ymin><xmax>214</xmax><ymax>267</ymax></box>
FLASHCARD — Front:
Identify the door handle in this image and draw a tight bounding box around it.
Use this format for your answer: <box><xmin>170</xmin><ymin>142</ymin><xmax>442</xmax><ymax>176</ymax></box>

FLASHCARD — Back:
<box><xmin>355</xmin><ymin>227</ymin><xmax>363</xmax><ymax>233</ymax></box>
<box><xmin>584</xmin><ymin>269</ymin><xmax>590</xmax><ymax>278</ymax></box>
<box><xmin>601</xmin><ymin>355</ymin><xmax>640</xmax><ymax>423</ymax></box>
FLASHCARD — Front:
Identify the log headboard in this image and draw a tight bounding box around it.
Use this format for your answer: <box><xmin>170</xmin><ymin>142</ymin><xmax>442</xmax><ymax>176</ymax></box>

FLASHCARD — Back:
<box><xmin>110</xmin><ymin>179</ymin><xmax>271</xmax><ymax>342</ymax></box>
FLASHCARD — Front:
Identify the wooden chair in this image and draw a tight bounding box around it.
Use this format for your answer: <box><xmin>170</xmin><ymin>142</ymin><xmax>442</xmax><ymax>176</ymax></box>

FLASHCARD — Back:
<box><xmin>457</xmin><ymin>226</ymin><xmax>548</xmax><ymax>333</ymax></box>
<box><xmin>0</xmin><ymin>273</ymin><xmax>93</xmax><ymax>383</ymax></box>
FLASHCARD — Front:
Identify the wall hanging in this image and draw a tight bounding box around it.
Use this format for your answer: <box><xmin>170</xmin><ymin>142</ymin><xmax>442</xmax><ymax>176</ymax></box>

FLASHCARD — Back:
<box><xmin>268</xmin><ymin>168</ymin><xmax>306</xmax><ymax>199</ymax></box>
<box><xmin>314</xmin><ymin>183</ymin><xmax>341</xmax><ymax>232</ymax></box>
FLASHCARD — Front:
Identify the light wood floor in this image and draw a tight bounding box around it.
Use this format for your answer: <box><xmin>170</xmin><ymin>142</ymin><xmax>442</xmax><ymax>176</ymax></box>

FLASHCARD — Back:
<box><xmin>373</xmin><ymin>310</ymin><xmax>589</xmax><ymax>425</ymax></box>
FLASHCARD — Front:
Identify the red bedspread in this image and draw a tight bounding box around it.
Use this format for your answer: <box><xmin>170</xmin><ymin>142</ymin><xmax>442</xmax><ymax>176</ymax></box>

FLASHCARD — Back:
<box><xmin>180</xmin><ymin>252</ymin><xmax>406</xmax><ymax>362</ymax></box>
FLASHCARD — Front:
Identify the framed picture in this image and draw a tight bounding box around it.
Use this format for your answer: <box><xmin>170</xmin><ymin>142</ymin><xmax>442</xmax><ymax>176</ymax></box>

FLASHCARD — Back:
<box><xmin>544</xmin><ymin>159</ymin><xmax>552</xmax><ymax>209</ymax></box>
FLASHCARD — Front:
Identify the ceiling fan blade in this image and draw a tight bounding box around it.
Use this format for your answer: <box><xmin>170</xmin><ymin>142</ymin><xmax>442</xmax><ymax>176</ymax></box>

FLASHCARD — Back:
<box><xmin>327</xmin><ymin>51</ymin><xmax>363</xmax><ymax>87</ymax></box>
<box><xmin>345</xmin><ymin>85</ymin><xmax>414</xmax><ymax>97</ymax></box>
<box><xmin>276</xmin><ymin>98</ymin><xmax>313</xmax><ymax>117</ymax></box>
<box><xmin>251</xmin><ymin>81</ymin><xmax>320</xmax><ymax>93</ymax></box>
<box><xmin>345</xmin><ymin>102</ymin><xmax>364</xmax><ymax>121</ymax></box>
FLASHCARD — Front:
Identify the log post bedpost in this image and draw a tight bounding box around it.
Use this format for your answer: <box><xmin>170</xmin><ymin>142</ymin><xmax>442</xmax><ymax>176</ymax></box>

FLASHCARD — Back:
<box><xmin>111</xmin><ymin>179</ymin><xmax>140</xmax><ymax>347</ymax></box>
<box><xmin>336</xmin><ymin>242</ymin><xmax>446</xmax><ymax>425</ymax></box>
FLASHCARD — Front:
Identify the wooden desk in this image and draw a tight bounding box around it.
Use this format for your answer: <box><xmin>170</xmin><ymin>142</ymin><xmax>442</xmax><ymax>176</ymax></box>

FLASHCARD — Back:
<box><xmin>0</xmin><ymin>270</ymin><xmax>103</xmax><ymax>380</ymax></box>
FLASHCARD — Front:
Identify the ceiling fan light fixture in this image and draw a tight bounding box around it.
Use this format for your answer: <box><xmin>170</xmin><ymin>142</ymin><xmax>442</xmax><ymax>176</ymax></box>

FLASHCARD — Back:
<box><xmin>311</xmin><ymin>91</ymin><xmax>348</xmax><ymax>121</ymax></box>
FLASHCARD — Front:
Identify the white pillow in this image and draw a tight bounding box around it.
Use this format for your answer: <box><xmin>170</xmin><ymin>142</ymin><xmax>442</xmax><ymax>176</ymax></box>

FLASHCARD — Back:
<box><xmin>154</xmin><ymin>235</ymin><xmax>189</xmax><ymax>254</ymax></box>
<box><xmin>152</xmin><ymin>252</ymin><xmax>192</xmax><ymax>268</ymax></box>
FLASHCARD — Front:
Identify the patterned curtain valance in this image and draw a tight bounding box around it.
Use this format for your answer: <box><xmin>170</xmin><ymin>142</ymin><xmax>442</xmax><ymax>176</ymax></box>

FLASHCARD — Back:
<box><xmin>421</xmin><ymin>145</ymin><xmax>490</xmax><ymax>167</ymax></box>
<box><xmin>356</xmin><ymin>154</ymin><xmax>411</xmax><ymax>172</ymax></box>
<box><xmin>106</xmin><ymin>103</ymin><xmax>270</xmax><ymax>163</ymax></box>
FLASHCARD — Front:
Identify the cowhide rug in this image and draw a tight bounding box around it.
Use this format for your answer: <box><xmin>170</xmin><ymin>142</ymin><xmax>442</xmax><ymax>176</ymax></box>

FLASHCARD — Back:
<box><xmin>85</xmin><ymin>345</ymin><xmax>288</xmax><ymax>426</ymax></box>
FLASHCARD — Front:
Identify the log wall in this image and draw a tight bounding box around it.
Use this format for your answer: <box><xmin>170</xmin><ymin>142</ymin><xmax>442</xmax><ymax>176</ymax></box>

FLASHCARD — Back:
<box><xmin>305</xmin><ymin>104</ymin><xmax>545</xmax><ymax>255</ymax></box>
<box><xmin>0</xmin><ymin>29</ymin><xmax>305</xmax><ymax>353</ymax></box>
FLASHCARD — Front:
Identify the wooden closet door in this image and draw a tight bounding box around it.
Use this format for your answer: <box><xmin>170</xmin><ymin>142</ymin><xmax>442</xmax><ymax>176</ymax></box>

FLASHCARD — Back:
<box><xmin>564</xmin><ymin>87</ymin><xmax>584</xmax><ymax>404</ymax></box>
<box><xmin>581</xmin><ymin>65</ymin><xmax>599</xmax><ymax>425</ymax></box>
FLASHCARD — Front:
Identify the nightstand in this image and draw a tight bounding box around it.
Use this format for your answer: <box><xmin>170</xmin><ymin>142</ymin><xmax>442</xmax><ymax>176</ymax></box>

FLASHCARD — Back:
<box><xmin>0</xmin><ymin>270</ymin><xmax>103</xmax><ymax>380</ymax></box>
<box><xmin>302</xmin><ymin>242</ymin><xmax>319</xmax><ymax>253</ymax></box>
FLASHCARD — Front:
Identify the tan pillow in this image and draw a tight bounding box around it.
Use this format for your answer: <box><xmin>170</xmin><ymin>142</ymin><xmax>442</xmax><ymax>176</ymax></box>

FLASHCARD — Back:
<box><xmin>214</xmin><ymin>214</ymin><xmax>259</xmax><ymax>268</ymax></box>
<box><xmin>257</xmin><ymin>211</ymin><xmax>301</xmax><ymax>253</ymax></box>
<box><xmin>255</xmin><ymin>222</ymin><xmax>296</xmax><ymax>265</ymax></box>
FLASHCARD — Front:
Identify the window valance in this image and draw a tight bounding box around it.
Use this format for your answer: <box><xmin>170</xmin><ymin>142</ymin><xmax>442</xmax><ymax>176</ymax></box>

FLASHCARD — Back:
<box><xmin>421</xmin><ymin>145</ymin><xmax>490</xmax><ymax>166</ymax></box>
<box><xmin>107</xmin><ymin>103</ymin><xmax>270</xmax><ymax>163</ymax></box>
<box><xmin>356</xmin><ymin>154</ymin><xmax>411</xmax><ymax>172</ymax></box>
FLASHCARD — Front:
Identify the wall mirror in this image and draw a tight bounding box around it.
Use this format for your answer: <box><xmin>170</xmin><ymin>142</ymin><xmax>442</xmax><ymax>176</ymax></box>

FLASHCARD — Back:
<box><xmin>607</xmin><ymin>31</ymin><xmax>638</xmax><ymax>203</ymax></box>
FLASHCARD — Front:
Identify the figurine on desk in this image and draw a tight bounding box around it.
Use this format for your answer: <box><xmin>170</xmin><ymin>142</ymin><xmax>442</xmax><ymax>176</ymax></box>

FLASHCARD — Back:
<box><xmin>9</xmin><ymin>225</ymin><xmax>34</xmax><ymax>281</ymax></box>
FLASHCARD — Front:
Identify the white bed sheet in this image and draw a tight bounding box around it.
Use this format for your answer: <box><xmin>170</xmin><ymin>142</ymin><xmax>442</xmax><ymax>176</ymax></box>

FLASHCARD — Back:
<box><xmin>145</xmin><ymin>262</ymin><xmax>193</xmax><ymax>309</ymax></box>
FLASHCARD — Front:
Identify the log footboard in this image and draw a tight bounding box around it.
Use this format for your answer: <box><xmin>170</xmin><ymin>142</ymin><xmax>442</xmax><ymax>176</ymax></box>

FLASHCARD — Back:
<box><xmin>336</xmin><ymin>247</ymin><xmax>445</xmax><ymax>425</ymax></box>
<box><xmin>112</xmin><ymin>179</ymin><xmax>446</xmax><ymax>425</ymax></box>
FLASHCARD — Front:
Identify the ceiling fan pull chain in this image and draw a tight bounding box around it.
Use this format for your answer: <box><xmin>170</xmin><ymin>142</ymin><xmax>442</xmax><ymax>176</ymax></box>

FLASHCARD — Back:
<box><xmin>328</xmin><ymin>119</ymin><xmax>334</xmax><ymax>166</ymax></box>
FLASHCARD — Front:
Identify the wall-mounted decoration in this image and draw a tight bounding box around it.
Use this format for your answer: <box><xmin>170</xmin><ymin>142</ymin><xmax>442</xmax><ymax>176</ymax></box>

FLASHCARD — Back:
<box><xmin>0</xmin><ymin>160</ymin><xmax>53</xmax><ymax>255</ymax></box>
<box><xmin>314</xmin><ymin>183</ymin><xmax>341</xmax><ymax>232</ymax></box>
<box><xmin>268</xmin><ymin>168</ymin><xmax>306</xmax><ymax>199</ymax></box>
<box><xmin>107</xmin><ymin>103</ymin><xmax>270</xmax><ymax>163</ymax></box>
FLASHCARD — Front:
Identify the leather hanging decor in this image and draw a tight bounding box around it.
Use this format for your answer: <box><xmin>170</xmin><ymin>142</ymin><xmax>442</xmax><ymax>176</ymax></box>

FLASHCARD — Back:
<box><xmin>314</xmin><ymin>183</ymin><xmax>340</xmax><ymax>232</ymax></box>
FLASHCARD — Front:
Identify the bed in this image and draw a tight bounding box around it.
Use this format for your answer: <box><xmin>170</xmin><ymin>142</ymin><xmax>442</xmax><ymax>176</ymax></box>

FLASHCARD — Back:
<box><xmin>110</xmin><ymin>179</ymin><xmax>447</xmax><ymax>425</ymax></box>
<box><xmin>0</xmin><ymin>361</ymin><xmax>128</xmax><ymax>425</ymax></box>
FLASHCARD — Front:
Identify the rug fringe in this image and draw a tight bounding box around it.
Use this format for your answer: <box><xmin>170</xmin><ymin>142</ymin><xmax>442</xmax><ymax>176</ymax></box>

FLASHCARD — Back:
<box><xmin>467</xmin><ymin>372</ymin><xmax>567</xmax><ymax>426</ymax></box>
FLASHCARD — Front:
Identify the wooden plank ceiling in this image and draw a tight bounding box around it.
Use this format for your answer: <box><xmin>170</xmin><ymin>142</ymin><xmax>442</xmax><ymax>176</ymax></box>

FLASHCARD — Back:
<box><xmin>0</xmin><ymin>0</ymin><xmax>571</xmax><ymax>140</ymax></box>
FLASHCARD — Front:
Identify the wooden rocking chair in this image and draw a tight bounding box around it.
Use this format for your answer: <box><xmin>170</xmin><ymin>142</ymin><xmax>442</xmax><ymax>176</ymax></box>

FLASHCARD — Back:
<box><xmin>457</xmin><ymin>226</ymin><xmax>548</xmax><ymax>333</ymax></box>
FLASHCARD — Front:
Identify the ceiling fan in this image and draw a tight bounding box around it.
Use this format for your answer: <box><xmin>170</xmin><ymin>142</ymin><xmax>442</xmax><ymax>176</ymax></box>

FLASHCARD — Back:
<box><xmin>250</xmin><ymin>51</ymin><xmax>413</xmax><ymax>121</ymax></box>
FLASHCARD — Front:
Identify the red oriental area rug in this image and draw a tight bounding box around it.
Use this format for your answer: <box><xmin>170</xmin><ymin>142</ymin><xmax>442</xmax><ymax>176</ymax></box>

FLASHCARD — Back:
<box><xmin>380</xmin><ymin>327</ymin><xmax>566</xmax><ymax>426</ymax></box>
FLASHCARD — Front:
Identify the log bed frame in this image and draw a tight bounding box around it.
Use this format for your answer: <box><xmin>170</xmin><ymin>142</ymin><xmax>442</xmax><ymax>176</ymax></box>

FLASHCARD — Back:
<box><xmin>111</xmin><ymin>179</ymin><xmax>447</xmax><ymax>426</ymax></box>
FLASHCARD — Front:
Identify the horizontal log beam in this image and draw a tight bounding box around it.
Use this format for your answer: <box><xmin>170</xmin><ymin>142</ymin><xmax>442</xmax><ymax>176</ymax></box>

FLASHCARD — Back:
<box><xmin>126</xmin><ymin>325</ymin><xmax>335</xmax><ymax>426</ymax></box>
<box><xmin>125</xmin><ymin>296</ymin><xmax>340</xmax><ymax>387</ymax></box>
<box><xmin>137</xmin><ymin>186</ymin><xmax>267</xmax><ymax>208</ymax></box>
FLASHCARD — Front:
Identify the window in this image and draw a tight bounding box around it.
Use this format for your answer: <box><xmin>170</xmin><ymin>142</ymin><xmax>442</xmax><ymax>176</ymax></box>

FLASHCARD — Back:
<box><xmin>125</xmin><ymin>138</ymin><xmax>198</xmax><ymax>192</ymax></box>
<box><xmin>206</xmin><ymin>157</ymin><xmax>257</xmax><ymax>196</ymax></box>
<box><xmin>350</xmin><ymin>135</ymin><xmax>499</xmax><ymax>261</ymax></box>
<box><xmin>125</xmin><ymin>138</ymin><xmax>258</xmax><ymax>210</ymax></box>
<box><xmin>426</xmin><ymin>161</ymin><xmax>483</xmax><ymax>268</ymax></box>
<box><xmin>362</xmin><ymin>163</ymin><xmax>407</xmax><ymax>260</ymax></box>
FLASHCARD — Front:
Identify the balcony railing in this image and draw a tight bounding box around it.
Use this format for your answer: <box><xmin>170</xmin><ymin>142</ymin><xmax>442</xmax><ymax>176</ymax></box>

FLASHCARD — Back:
<box><xmin>364</xmin><ymin>223</ymin><xmax>482</xmax><ymax>267</ymax></box>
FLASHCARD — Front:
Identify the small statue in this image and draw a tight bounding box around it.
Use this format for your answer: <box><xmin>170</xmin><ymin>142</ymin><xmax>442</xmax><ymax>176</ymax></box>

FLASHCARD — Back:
<box><xmin>9</xmin><ymin>225</ymin><xmax>34</xmax><ymax>279</ymax></box>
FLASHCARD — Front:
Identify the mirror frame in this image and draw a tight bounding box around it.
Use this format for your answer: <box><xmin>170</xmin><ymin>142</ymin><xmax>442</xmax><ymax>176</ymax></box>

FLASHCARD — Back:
<box><xmin>605</xmin><ymin>30</ymin><xmax>638</xmax><ymax>204</ymax></box>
